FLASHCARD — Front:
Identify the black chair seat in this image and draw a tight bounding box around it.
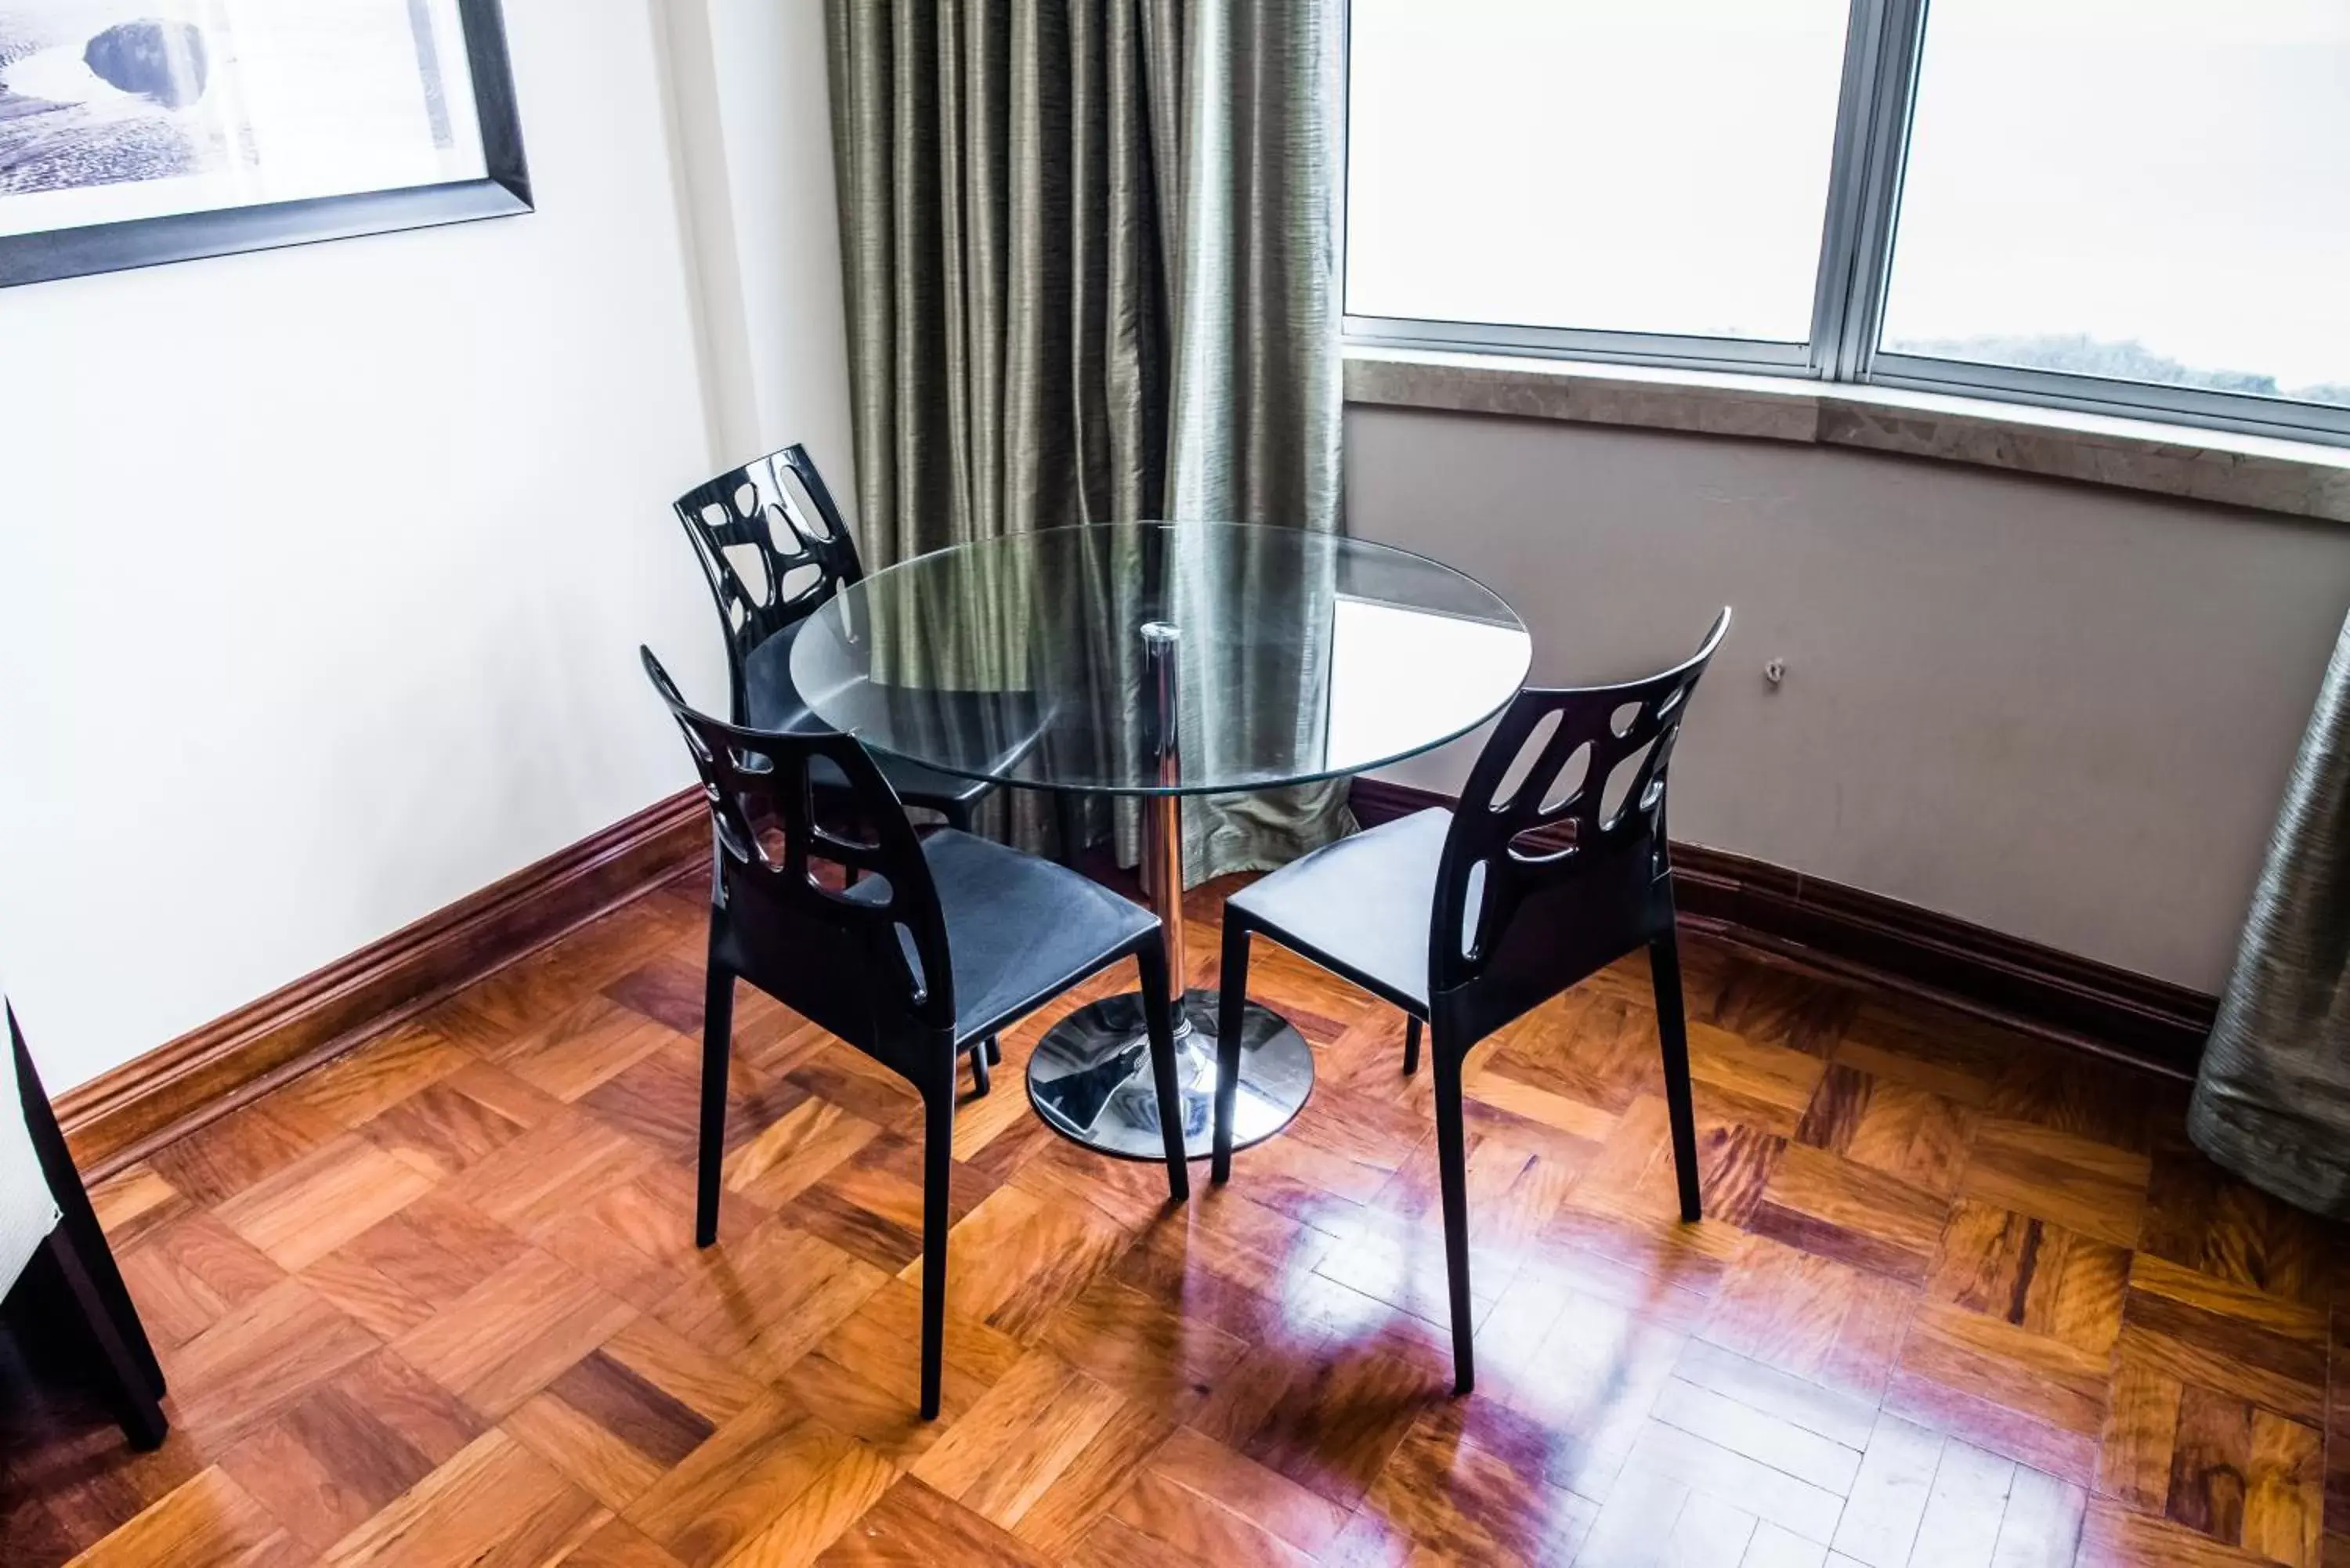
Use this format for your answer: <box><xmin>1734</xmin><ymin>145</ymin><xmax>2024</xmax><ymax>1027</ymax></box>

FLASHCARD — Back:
<box><xmin>830</xmin><ymin>745</ymin><xmax>994</xmax><ymax>814</ymax></box>
<box><xmin>865</xmin><ymin>829</ymin><xmax>1156</xmax><ymax>1042</ymax></box>
<box><xmin>745</xmin><ymin>630</ymin><xmax>1016</xmax><ymax>815</ymax></box>
<box><xmin>1224</xmin><ymin>807</ymin><xmax>1451</xmax><ymax>1010</ymax></box>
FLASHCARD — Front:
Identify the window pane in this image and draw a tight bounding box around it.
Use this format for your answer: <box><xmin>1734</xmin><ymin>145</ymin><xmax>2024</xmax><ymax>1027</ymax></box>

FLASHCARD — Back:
<box><xmin>1345</xmin><ymin>0</ymin><xmax>1851</xmax><ymax>343</ymax></box>
<box><xmin>1882</xmin><ymin>0</ymin><xmax>2350</xmax><ymax>410</ymax></box>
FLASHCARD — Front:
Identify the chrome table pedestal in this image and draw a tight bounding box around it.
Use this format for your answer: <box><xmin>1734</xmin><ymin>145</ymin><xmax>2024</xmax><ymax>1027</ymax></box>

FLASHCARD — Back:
<box><xmin>1026</xmin><ymin>621</ymin><xmax>1317</xmax><ymax>1159</ymax></box>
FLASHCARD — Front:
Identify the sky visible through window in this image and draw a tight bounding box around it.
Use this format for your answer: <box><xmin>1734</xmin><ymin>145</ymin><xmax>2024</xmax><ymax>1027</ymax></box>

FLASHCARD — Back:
<box><xmin>1885</xmin><ymin>0</ymin><xmax>2350</xmax><ymax>406</ymax></box>
<box><xmin>1347</xmin><ymin>0</ymin><xmax>2350</xmax><ymax>408</ymax></box>
<box><xmin>1347</xmin><ymin>0</ymin><xmax>1849</xmax><ymax>344</ymax></box>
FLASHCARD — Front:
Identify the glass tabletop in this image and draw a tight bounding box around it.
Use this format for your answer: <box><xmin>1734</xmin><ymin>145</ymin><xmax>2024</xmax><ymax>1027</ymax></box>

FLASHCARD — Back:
<box><xmin>786</xmin><ymin>522</ymin><xmax>1531</xmax><ymax>796</ymax></box>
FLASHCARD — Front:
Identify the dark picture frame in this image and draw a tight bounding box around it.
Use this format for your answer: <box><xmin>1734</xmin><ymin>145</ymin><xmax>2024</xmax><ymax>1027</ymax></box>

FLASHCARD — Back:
<box><xmin>0</xmin><ymin>0</ymin><xmax>531</xmax><ymax>289</ymax></box>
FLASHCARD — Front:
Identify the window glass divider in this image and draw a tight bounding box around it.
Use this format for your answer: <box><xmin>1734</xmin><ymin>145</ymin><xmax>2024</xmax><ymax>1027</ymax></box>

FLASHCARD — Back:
<box><xmin>1816</xmin><ymin>0</ymin><xmax>1929</xmax><ymax>381</ymax></box>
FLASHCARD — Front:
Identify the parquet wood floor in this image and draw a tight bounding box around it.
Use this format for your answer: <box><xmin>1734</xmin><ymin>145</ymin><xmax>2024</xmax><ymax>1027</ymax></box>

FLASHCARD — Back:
<box><xmin>7</xmin><ymin>868</ymin><xmax>2348</xmax><ymax>1567</ymax></box>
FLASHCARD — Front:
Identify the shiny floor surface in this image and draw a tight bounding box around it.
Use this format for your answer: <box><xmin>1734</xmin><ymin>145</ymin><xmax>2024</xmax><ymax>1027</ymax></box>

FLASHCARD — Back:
<box><xmin>4</xmin><ymin>869</ymin><xmax>2342</xmax><ymax>1567</ymax></box>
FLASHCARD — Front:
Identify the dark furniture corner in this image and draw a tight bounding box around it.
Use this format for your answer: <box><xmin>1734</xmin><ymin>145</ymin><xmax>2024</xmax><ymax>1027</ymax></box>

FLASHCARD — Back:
<box><xmin>6</xmin><ymin>1003</ymin><xmax>168</xmax><ymax>1451</ymax></box>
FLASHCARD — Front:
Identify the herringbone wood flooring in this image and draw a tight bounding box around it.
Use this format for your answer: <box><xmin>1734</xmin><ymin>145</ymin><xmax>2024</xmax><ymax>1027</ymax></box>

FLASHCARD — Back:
<box><xmin>5</xmin><ymin>866</ymin><xmax>2345</xmax><ymax>1567</ymax></box>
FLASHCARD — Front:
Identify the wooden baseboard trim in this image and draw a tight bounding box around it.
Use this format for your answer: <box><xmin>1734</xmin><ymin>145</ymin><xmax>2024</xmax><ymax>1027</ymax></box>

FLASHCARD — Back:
<box><xmin>1350</xmin><ymin>777</ymin><xmax>2215</xmax><ymax>1078</ymax></box>
<box><xmin>58</xmin><ymin>789</ymin><xmax>709</xmax><ymax>1177</ymax></box>
<box><xmin>54</xmin><ymin>774</ymin><xmax>2214</xmax><ymax>1179</ymax></box>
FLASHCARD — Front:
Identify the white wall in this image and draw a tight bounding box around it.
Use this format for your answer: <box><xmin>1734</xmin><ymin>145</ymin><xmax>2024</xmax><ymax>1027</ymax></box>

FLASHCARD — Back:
<box><xmin>0</xmin><ymin>0</ymin><xmax>852</xmax><ymax>1089</ymax></box>
<box><xmin>658</xmin><ymin>0</ymin><xmax>856</xmax><ymax>489</ymax></box>
<box><xmin>1349</xmin><ymin>404</ymin><xmax>2350</xmax><ymax>992</ymax></box>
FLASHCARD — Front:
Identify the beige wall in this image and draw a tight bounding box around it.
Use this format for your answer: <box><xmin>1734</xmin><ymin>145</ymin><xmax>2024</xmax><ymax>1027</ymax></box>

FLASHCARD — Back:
<box><xmin>1347</xmin><ymin>403</ymin><xmax>2350</xmax><ymax>992</ymax></box>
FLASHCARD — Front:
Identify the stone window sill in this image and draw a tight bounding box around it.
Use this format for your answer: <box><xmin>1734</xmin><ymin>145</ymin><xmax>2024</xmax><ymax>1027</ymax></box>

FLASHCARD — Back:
<box><xmin>1343</xmin><ymin>345</ymin><xmax>2350</xmax><ymax>526</ymax></box>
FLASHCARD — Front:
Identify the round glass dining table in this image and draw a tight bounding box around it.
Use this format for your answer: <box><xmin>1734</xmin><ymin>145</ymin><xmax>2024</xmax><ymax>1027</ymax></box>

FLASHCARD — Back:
<box><xmin>790</xmin><ymin>522</ymin><xmax>1531</xmax><ymax>1159</ymax></box>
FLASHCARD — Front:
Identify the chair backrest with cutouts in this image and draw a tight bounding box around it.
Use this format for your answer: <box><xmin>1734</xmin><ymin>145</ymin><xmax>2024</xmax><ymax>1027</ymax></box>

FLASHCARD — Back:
<box><xmin>642</xmin><ymin>648</ymin><xmax>955</xmax><ymax>1051</ymax></box>
<box><xmin>672</xmin><ymin>446</ymin><xmax>863</xmax><ymax>724</ymax></box>
<box><xmin>1430</xmin><ymin>610</ymin><xmax>1730</xmax><ymax>1031</ymax></box>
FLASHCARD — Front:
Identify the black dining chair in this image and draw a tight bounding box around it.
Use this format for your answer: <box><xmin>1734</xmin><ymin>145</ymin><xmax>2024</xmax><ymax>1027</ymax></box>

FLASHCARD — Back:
<box><xmin>1210</xmin><ymin>609</ymin><xmax>1731</xmax><ymax>1393</ymax></box>
<box><xmin>674</xmin><ymin>446</ymin><xmax>1078</xmax><ymax>857</ymax></box>
<box><xmin>642</xmin><ymin>648</ymin><xmax>1188</xmax><ymax>1418</ymax></box>
<box><xmin>2</xmin><ymin>1001</ymin><xmax>168</xmax><ymax>1450</ymax></box>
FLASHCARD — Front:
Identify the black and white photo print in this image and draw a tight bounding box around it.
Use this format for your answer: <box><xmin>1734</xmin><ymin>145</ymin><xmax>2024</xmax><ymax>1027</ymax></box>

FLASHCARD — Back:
<box><xmin>0</xmin><ymin>0</ymin><xmax>527</xmax><ymax>287</ymax></box>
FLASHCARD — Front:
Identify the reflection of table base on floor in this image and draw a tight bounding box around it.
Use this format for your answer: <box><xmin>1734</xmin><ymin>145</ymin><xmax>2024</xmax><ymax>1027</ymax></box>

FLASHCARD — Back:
<box><xmin>1027</xmin><ymin>988</ymin><xmax>1314</xmax><ymax>1159</ymax></box>
<box><xmin>1025</xmin><ymin>616</ymin><xmax>1317</xmax><ymax>1160</ymax></box>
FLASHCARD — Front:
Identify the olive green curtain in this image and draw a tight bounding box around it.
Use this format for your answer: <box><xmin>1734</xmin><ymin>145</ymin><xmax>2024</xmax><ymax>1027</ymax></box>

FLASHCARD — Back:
<box><xmin>2189</xmin><ymin>608</ymin><xmax>2350</xmax><ymax>1215</ymax></box>
<box><xmin>824</xmin><ymin>0</ymin><xmax>1349</xmax><ymax>879</ymax></box>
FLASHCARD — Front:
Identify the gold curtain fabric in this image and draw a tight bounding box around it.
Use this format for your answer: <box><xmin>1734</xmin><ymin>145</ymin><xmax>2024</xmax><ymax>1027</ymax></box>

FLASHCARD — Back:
<box><xmin>2189</xmin><ymin>608</ymin><xmax>2350</xmax><ymax>1215</ymax></box>
<box><xmin>824</xmin><ymin>0</ymin><xmax>1350</xmax><ymax>879</ymax></box>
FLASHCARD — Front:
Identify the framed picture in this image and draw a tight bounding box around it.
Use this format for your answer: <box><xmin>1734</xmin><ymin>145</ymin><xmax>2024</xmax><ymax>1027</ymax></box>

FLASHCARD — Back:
<box><xmin>0</xmin><ymin>0</ymin><xmax>529</xmax><ymax>287</ymax></box>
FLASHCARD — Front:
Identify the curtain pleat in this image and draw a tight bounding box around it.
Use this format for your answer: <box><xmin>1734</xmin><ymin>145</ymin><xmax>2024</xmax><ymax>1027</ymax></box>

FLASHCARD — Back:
<box><xmin>2189</xmin><ymin>606</ymin><xmax>2350</xmax><ymax>1215</ymax></box>
<box><xmin>824</xmin><ymin>0</ymin><xmax>1349</xmax><ymax>878</ymax></box>
<box><xmin>1160</xmin><ymin>0</ymin><xmax>1350</xmax><ymax>874</ymax></box>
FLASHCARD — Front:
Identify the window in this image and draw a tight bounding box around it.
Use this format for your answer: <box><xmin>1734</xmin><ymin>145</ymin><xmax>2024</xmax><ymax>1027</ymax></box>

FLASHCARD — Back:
<box><xmin>1345</xmin><ymin>0</ymin><xmax>1853</xmax><ymax>361</ymax></box>
<box><xmin>1343</xmin><ymin>0</ymin><xmax>2350</xmax><ymax>444</ymax></box>
<box><xmin>1876</xmin><ymin>0</ymin><xmax>2350</xmax><ymax>422</ymax></box>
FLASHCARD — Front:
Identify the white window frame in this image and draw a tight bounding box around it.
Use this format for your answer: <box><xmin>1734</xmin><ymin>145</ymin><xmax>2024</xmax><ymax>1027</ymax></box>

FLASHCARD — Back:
<box><xmin>1340</xmin><ymin>0</ymin><xmax>2350</xmax><ymax>448</ymax></box>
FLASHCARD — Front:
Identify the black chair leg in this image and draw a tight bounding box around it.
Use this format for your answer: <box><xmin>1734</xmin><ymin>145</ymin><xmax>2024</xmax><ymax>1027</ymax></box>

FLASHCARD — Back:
<box><xmin>1210</xmin><ymin>919</ymin><xmax>1251</xmax><ymax>1184</ymax></box>
<box><xmin>1135</xmin><ymin>943</ymin><xmax>1191</xmax><ymax>1202</ymax></box>
<box><xmin>696</xmin><ymin>956</ymin><xmax>736</xmax><ymax>1248</ymax></box>
<box><xmin>1650</xmin><ymin>929</ymin><xmax>1704</xmax><ymax>1224</ymax></box>
<box><xmin>45</xmin><ymin>1230</ymin><xmax>166</xmax><ymax>1451</ymax></box>
<box><xmin>918</xmin><ymin>1066</ymin><xmax>955</xmax><ymax>1420</ymax></box>
<box><xmin>1054</xmin><ymin>792</ymin><xmax>1087</xmax><ymax>869</ymax></box>
<box><xmin>969</xmin><ymin>1038</ymin><xmax>992</xmax><ymax>1097</ymax></box>
<box><xmin>985</xmin><ymin>1036</ymin><xmax>1002</xmax><ymax>1066</ymax></box>
<box><xmin>1432</xmin><ymin>1032</ymin><xmax>1476</xmax><ymax>1395</ymax></box>
<box><xmin>1403</xmin><ymin>1014</ymin><xmax>1423</xmax><ymax>1076</ymax></box>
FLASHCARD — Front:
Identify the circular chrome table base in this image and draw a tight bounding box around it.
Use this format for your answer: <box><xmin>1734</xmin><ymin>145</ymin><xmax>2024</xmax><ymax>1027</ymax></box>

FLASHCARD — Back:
<box><xmin>1027</xmin><ymin>988</ymin><xmax>1314</xmax><ymax>1160</ymax></box>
